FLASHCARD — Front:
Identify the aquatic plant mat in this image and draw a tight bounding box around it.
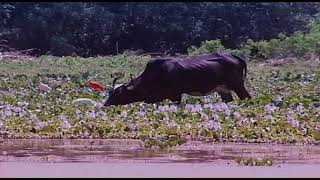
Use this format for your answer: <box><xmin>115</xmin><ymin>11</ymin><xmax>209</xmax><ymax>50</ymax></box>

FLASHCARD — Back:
<box><xmin>0</xmin><ymin>55</ymin><xmax>320</xmax><ymax>145</ymax></box>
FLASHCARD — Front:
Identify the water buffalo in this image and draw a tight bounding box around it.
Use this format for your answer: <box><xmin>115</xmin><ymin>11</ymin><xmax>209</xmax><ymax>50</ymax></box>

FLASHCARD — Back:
<box><xmin>104</xmin><ymin>52</ymin><xmax>251</xmax><ymax>106</ymax></box>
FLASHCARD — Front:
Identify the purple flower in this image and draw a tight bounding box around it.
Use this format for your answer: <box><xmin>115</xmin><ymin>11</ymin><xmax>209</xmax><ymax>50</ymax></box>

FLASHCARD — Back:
<box><xmin>130</xmin><ymin>123</ymin><xmax>140</xmax><ymax>131</ymax></box>
<box><xmin>2</xmin><ymin>109</ymin><xmax>12</xmax><ymax>117</ymax></box>
<box><xmin>153</xmin><ymin>110</ymin><xmax>160</xmax><ymax>115</ymax></box>
<box><xmin>295</xmin><ymin>104</ymin><xmax>305</xmax><ymax>114</ymax></box>
<box><xmin>87</xmin><ymin>111</ymin><xmax>96</xmax><ymax>119</ymax></box>
<box><xmin>237</xmin><ymin>117</ymin><xmax>249</xmax><ymax>125</ymax></box>
<box><xmin>232</xmin><ymin>111</ymin><xmax>249</xmax><ymax>125</ymax></box>
<box><xmin>205</xmin><ymin>103</ymin><xmax>232</xmax><ymax>116</ymax></box>
<box><xmin>194</xmin><ymin>104</ymin><xmax>203</xmax><ymax>112</ymax></box>
<box><xmin>60</xmin><ymin>115</ymin><xmax>72</xmax><ymax>129</ymax></box>
<box><xmin>185</xmin><ymin>104</ymin><xmax>194</xmax><ymax>111</ymax></box>
<box><xmin>169</xmin><ymin>105</ymin><xmax>178</xmax><ymax>112</ymax></box>
<box><xmin>212</xmin><ymin>102</ymin><xmax>229</xmax><ymax>112</ymax></box>
<box><xmin>315</xmin><ymin>107</ymin><xmax>320</xmax><ymax>117</ymax></box>
<box><xmin>167</xmin><ymin>121</ymin><xmax>178</xmax><ymax>128</ymax></box>
<box><xmin>30</xmin><ymin>113</ymin><xmax>38</xmax><ymax>121</ymax></box>
<box><xmin>96</xmin><ymin>111</ymin><xmax>106</xmax><ymax>117</ymax></box>
<box><xmin>18</xmin><ymin>109</ymin><xmax>28</xmax><ymax>117</ymax></box>
<box><xmin>120</xmin><ymin>110</ymin><xmax>128</xmax><ymax>118</ymax></box>
<box><xmin>233</xmin><ymin>111</ymin><xmax>242</xmax><ymax>120</ymax></box>
<box><xmin>157</xmin><ymin>105</ymin><xmax>178</xmax><ymax>112</ymax></box>
<box><xmin>94</xmin><ymin>102</ymin><xmax>104</xmax><ymax>109</ymax></box>
<box><xmin>203</xmin><ymin>103</ymin><xmax>214</xmax><ymax>110</ymax></box>
<box><xmin>35</xmin><ymin>121</ymin><xmax>49</xmax><ymax>128</ymax></box>
<box><xmin>202</xmin><ymin>120</ymin><xmax>222</xmax><ymax>130</ymax></box>
<box><xmin>287</xmin><ymin>110</ymin><xmax>295</xmax><ymax>116</ymax></box>
<box><xmin>224</xmin><ymin>109</ymin><xmax>232</xmax><ymax>116</ymax></box>
<box><xmin>62</xmin><ymin>121</ymin><xmax>72</xmax><ymax>129</ymax></box>
<box><xmin>265</xmin><ymin>103</ymin><xmax>278</xmax><ymax>114</ymax></box>
<box><xmin>60</xmin><ymin>115</ymin><xmax>68</xmax><ymax>121</ymax></box>
<box><xmin>315</xmin><ymin>123</ymin><xmax>320</xmax><ymax>132</ymax></box>
<box><xmin>158</xmin><ymin>105</ymin><xmax>170</xmax><ymax>112</ymax></box>
<box><xmin>12</xmin><ymin>106</ymin><xmax>22</xmax><ymax>113</ymax></box>
<box><xmin>265</xmin><ymin>114</ymin><xmax>275</xmax><ymax>122</ymax></box>
<box><xmin>286</xmin><ymin>113</ymin><xmax>300</xmax><ymax>127</ymax></box>
<box><xmin>135</xmin><ymin>111</ymin><xmax>146</xmax><ymax>117</ymax></box>
<box><xmin>96</xmin><ymin>111</ymin><xmax>107</xmax><ymax>120</ymax></box>
<box><xmin>289</xmin><ymin>120</ymin><xmax>300</xmax><ymax>127</ymax></box>
<box><xmin>185</xmin><ymin>104</ymin><xmax>203</xmax><ymax>113</ymax></box>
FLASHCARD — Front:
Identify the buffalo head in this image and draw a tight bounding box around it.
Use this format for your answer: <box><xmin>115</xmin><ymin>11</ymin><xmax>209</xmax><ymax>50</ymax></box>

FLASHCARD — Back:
<box><xmin>104</xmin><ymin>73</ymin><xmax>143</xmax><ymax>106</ymax></box>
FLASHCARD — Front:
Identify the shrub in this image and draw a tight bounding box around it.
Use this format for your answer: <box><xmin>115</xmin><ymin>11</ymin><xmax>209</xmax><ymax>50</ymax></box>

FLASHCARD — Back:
<box><xmin>239</xmin><ymin>22</ymin><xmax>320</xmax><ymax>59</ymax></box>
<box><xmin>187</xmin><ymin>39</ymin><xmax>251</xmax><ymax>60</ymax></box>
<box><xmin>189</xmin><ymin>22</ymin><xmax>320</xmax><ymax>60</ymax></box>
<box><xmin>187</xmin><ymin>40</ymin><xmax>226</xmax><ymax>55</ymax></box>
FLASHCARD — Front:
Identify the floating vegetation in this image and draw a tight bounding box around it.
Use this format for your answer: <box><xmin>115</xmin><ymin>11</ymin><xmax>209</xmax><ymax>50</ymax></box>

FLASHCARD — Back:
<box><xmin>236</xmin><ymin>157</ymin><xmax>273</xmax><ymax>166</ymax></box>
<box><xmin>0</xmin><ymin>55</ymin><xmax>319</xmax><ymax>146</ymax></box>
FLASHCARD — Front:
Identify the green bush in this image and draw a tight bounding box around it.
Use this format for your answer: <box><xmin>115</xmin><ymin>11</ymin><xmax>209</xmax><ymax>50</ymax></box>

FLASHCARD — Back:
<box><xmin>187</xmin><ymin>40</ymin><xmax>226</xmax><ymax>55</ymax></box>
<box><xmin>189</xmin><ymin>22</ymin><xmax>320</xmax><ymax>60</ymax></box>
<box><xmin>187</xmin><ymin>39</ymin><xmax>250</xmax><ymax>58</ymax></box>
<box><xmin>240</xmin><ymin>22</ymin><xmax>320</xmax><ymax>59</ymax></box>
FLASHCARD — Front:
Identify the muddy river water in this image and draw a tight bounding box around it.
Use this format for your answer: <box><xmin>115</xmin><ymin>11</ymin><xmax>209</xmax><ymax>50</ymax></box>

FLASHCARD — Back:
<box><xmin>1</xmin><ymin>139</ymin><xmax>320</xmax><ymax>177</ymax></box>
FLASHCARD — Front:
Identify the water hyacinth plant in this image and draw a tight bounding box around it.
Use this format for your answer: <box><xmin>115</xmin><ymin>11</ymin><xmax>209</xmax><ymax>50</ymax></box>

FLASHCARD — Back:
<box><xmin>0</xmin><ymin>55</ymin><xmax>319</xmax><ymax>146</ymax></box>
<box><xmin>60</xmin><ymin>115</ymin><xmax>72</xmax><ymax>129</ymax></box>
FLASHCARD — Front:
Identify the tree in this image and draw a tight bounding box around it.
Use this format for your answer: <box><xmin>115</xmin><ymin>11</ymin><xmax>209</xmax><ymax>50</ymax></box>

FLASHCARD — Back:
<box><xmin>2</xmin><ymin>2</ymin><xmax>320</xmax><ymax>56</ymax></box>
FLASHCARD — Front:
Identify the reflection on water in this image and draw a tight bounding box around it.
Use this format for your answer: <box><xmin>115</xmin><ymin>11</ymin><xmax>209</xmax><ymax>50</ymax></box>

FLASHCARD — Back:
<box><xmin>1</xmin><ymin>139</ymin><xmax>320</xmax><ymax>164</ymax></box>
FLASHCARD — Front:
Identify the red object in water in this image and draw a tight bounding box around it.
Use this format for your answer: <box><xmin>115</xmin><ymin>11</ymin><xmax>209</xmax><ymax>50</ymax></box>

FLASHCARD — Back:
<box><xmin>89</xmin><ymin>81</ymin><xmax>105</xmax><ymax>91</ymax></box>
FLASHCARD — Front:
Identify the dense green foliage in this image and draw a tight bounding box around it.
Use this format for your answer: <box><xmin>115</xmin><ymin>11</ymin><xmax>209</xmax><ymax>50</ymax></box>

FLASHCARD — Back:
<box><xmin>1</xmin><ymin>2</ymin><xmax>320</xmax><ymax>56</ymax></box>
<box><xmin>188</xmin><ymin>21</ymin><xmax>320</xmax><ymax>60</ymax></box>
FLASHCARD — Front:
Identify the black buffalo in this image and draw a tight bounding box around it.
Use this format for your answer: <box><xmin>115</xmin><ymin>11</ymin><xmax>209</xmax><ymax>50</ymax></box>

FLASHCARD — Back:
<box><xmin>104</xmin><ymin>52</ymin><xmax>251</xmax><ymax>106</ymax></box>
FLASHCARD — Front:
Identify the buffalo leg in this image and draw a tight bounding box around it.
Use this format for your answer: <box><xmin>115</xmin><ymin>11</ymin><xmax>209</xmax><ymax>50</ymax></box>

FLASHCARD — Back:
<box><xmin>233</xmin><ymin>83</ymin><xmax>251</xmax><ymax>100</ymax></box>
<box><xmin>215</xmin><ymin>86</ymin><xmax>233</xmax><ymax>103</ymax></box>
<box><xmin>218</xmin><ymin>92</ymin><xmax>234</xmax><ymax>103</ymax></box>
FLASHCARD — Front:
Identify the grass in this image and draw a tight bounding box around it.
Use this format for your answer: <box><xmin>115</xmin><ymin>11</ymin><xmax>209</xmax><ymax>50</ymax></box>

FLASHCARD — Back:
<box><xmin>0</xmin><ymin>54</ymin><xmax>320</xmax><ymax>148</ymax></box>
